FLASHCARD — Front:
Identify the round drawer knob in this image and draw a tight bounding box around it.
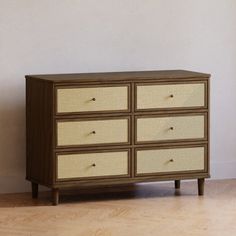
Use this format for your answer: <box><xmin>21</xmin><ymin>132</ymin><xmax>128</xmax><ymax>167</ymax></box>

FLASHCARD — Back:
<box><xmin>169</xmin><ymin>159</ymin><xmax>174</xmax><ymax>162</ymax></box>
<box><xmin>91</xmin><ymin>98</ymin><xmax>96</xmax><ymax>101</ymax></box>
<box><xmin>170</xmin><ymin>94</ymin><xmax>174</xmax><ymax>98</ymax></box>
<box><xmin>170</xmin><ymin>127</ymin><xmax>174</xmax><ymax>130</ymax></box>
<box><xmin>91</xmin><ymin>131</ymin><xmax>96</xmax><ymax>134</ymax></box>
<box><xmin>92</xmin><ymin>163</ymin><xmax>96</xmax><ymax>167</ymax></box>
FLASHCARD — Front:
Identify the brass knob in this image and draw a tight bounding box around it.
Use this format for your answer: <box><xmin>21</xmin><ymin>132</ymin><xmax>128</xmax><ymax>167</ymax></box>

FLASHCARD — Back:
<box><xmin>92</xmin><ymin>163</ymin><xmax>96</xmax><ymax>167</ymax></box>
<box><xmin>91</xmin><ymin>131</ymin><xmax>96</xmax><ymax>134</ymax></box>
<box><xmin>169</xmin><ymin>159</ymin><xmax>174</xmax><ymax>162</ymax></box>
<box><xmin>170</xmin><ymin>127</ymin><xmax>174</xmax><ymax>130</ymax></box>
<box><xmin>91</xmin><ymin>98</ymin><xmax>96</xmax><ymax>101</ymax></box>
<box><xmin>170</xmin><ymin>94</ymin><xmax>174</xmax><ymax>98</ymax></box>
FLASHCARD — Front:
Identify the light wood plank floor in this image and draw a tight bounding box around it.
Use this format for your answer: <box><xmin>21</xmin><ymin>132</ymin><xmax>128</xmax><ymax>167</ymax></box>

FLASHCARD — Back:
<box><xmin>0</xmin><ymin>179</ymin><xmax>236</xmax><ymax>236</ymax></box>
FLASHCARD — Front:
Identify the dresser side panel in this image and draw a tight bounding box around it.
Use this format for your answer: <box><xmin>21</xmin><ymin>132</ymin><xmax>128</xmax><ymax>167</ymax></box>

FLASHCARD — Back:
<box><xmin>26</xmin><ymin>78</ymin><xmax>54</xmax><ymax>186</ymax></box>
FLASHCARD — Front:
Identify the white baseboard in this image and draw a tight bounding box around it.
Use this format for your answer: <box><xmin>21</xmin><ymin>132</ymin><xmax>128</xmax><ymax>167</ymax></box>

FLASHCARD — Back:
<box><xmin>0</xmin><ymin>174</ymin><xmax>48</xmax><ymax>194</ymax></box>
<box><xmin>210</xmin><ymin>161</ymin><xmax>236</xmax><ymax>180</ymax></box>
<box><xmin>0</xmin><ymin>161</ymin><xmax>236</xmax><ymax>194</ymax></box>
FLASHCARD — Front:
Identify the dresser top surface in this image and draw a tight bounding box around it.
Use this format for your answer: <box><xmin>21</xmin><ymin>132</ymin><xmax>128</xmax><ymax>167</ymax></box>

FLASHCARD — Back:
<box><xmin>25</xmin><ymin>70</ymin><xmax>210</xmax><ymax>83</ymax></box>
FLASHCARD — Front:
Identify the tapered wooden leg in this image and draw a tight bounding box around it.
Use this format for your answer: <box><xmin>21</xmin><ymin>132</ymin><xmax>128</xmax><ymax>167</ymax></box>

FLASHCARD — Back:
<box><xmin>198</xmin><ymin>178</ymin><xmax>205</xmax><ymax>196</ymax></box>
<box><xmin>52</xmin><ymin>188</ymin><xmax>59</xmax><ymax>206</ymax></box>
<box><xmin>175</xmin><ymin>180</ymin><xmax>180</xmax><ymax>189</ymax></box>
<box><xmin>31</xmin><ymin>182</ymin><xmax>38</xmax><ymax>199</ymax></box>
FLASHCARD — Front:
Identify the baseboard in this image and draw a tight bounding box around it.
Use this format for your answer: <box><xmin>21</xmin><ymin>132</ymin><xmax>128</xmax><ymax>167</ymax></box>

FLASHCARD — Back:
<box><xmin>0</xmin><ymin>161</ymin><xmax>236</xmax><ymax>194</ymax></box>
<box><xmin>210</xmin><ymin>161</ymin><xmax>236</xmax><ymax>179</ymax></box>
<box><xmin>0</xmin><ymin>174</ymin><xmax>48</xmax><ymax>194</ymax></box>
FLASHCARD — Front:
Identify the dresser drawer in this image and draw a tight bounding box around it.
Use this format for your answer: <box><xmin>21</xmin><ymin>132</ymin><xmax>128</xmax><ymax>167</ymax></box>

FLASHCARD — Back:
<box><xmin>56</xmin><ymin>85</ymin><xmax>130</xmax><ymax>114</ymax></box>
<box><xmin>136</xmin><ymin>114</ymin><xmax>206</xmax><ymax>143</ymax></box>
<box><xmin>136</xmin><ymin>146</ymin><xmax>206</xmax><ymax>176</ymax></box>
<box><xmin>136</xmin><ymin>82</ymin><xmax>206</xmax><ymax>110</ymax></box>
<box><xmin>57</xmin><ymin>150</ymin><xmax>130</xmax><ymax>180</ymax></box>
<box><xmin>57</xmin><ymin>118</ymin><xmax>130</xmax><ymax>147</ymax></box>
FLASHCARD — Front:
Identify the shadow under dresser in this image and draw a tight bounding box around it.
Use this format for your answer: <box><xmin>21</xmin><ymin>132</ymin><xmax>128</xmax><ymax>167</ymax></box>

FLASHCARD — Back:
<box><xmin>25</xmin><ymin>70</ymin><xmax>210</xmax><ymax>205</ymax></box>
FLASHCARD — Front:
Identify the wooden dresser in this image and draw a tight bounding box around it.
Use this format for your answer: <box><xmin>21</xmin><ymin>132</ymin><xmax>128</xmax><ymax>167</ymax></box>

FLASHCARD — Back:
<box><xmin>26</xmin><ymin>70</ymin><xmax>210</xmax><ymax>205</ymax></box>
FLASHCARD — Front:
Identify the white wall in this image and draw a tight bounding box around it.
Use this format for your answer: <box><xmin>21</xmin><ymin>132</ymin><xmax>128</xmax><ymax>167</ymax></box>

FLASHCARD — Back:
<box><xmin>0</xmin><ymin>0</ymin><xmax>236</xmax><ymax>193</ymax></box>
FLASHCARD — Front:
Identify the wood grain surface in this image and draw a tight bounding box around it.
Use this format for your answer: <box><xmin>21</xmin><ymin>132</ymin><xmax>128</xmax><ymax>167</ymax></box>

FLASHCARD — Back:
<box><xmin>25</xmin><ymin>70</ymin><xmax>210</xmax><ymax>83</ymax></box>
<box><xmin>0</xmin><ymin>180</ymin><xmax>235</xmax><ymax>236</ymax></box>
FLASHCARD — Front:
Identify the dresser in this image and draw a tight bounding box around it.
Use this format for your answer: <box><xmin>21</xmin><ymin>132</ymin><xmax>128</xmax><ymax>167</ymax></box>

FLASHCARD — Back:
<box><xmin>26</xmin><ymin>70</ymin><xmax>210</xmax><ymax>205</ymax></box>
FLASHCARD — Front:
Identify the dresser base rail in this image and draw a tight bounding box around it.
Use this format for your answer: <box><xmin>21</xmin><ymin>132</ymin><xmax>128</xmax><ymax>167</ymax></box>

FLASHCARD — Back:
<box><xmin>31</xmin><ymin>178</ymin><xmax>206</xmax><ymax>205</ymax></box>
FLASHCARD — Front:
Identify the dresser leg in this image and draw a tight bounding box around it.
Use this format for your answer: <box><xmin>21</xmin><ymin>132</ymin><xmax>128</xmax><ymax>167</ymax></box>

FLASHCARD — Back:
<box><xmin>31</xmin><ymin>182</ymin><xmax>38</xmax><ymax>199</ymax></box>
<box><xmin>198</xmin><ymin>178</ymin><xmax>205</xmax><ymax>196</ymax></box>
<box><xmin>175</xmin><ymin>180</ymin><xmax>180</xmax><ymax>189</ymax></box>
<box><xmin>52</xmin><ymin>188</ymin><xmax>59</xmax><ymax>205</ymax></box>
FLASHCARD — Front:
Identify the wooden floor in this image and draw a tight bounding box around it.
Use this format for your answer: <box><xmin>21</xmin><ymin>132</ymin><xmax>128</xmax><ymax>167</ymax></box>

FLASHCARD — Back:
<box><xmin>0</xmin><ymin>179</ymin><xmax>236</xmax><ymax>236</ymax></box>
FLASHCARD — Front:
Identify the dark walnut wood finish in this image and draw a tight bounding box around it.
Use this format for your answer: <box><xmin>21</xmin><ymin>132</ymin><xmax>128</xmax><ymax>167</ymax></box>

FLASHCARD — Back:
<box><xmin>26</xmin><ymin>70</ymin><xmax>210</xmax><ymax>205</ymax></box>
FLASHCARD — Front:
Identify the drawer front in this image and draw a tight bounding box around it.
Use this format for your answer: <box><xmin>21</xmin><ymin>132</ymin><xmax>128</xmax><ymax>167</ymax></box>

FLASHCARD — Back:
<box><xmin>136</xmin><ymin>83</ymin><xmax>205</xmax><ymax>110</ymax></box>
<box><xmin>57</xmin><ymin>118</ymin><xmax>129</xmax><ymax>147</ymax></box>
<box><xmin>57</xmin><ymin>85</ymin><xmax>129</xmax><ymax>114</ymax></box>
<box><xmin>136</xmin><ymin>115</ymin><xmax>205</xmax><ymax>143</ymax></box>
<box><xmin>57</xmin><ymin>151</ymin><xmax>129</xmax><ymax>180</ymax></box>
<box><xmin>136</xmin><ymin>147</ymin><xmax>205</xmax><ymax>175</ymax></box>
